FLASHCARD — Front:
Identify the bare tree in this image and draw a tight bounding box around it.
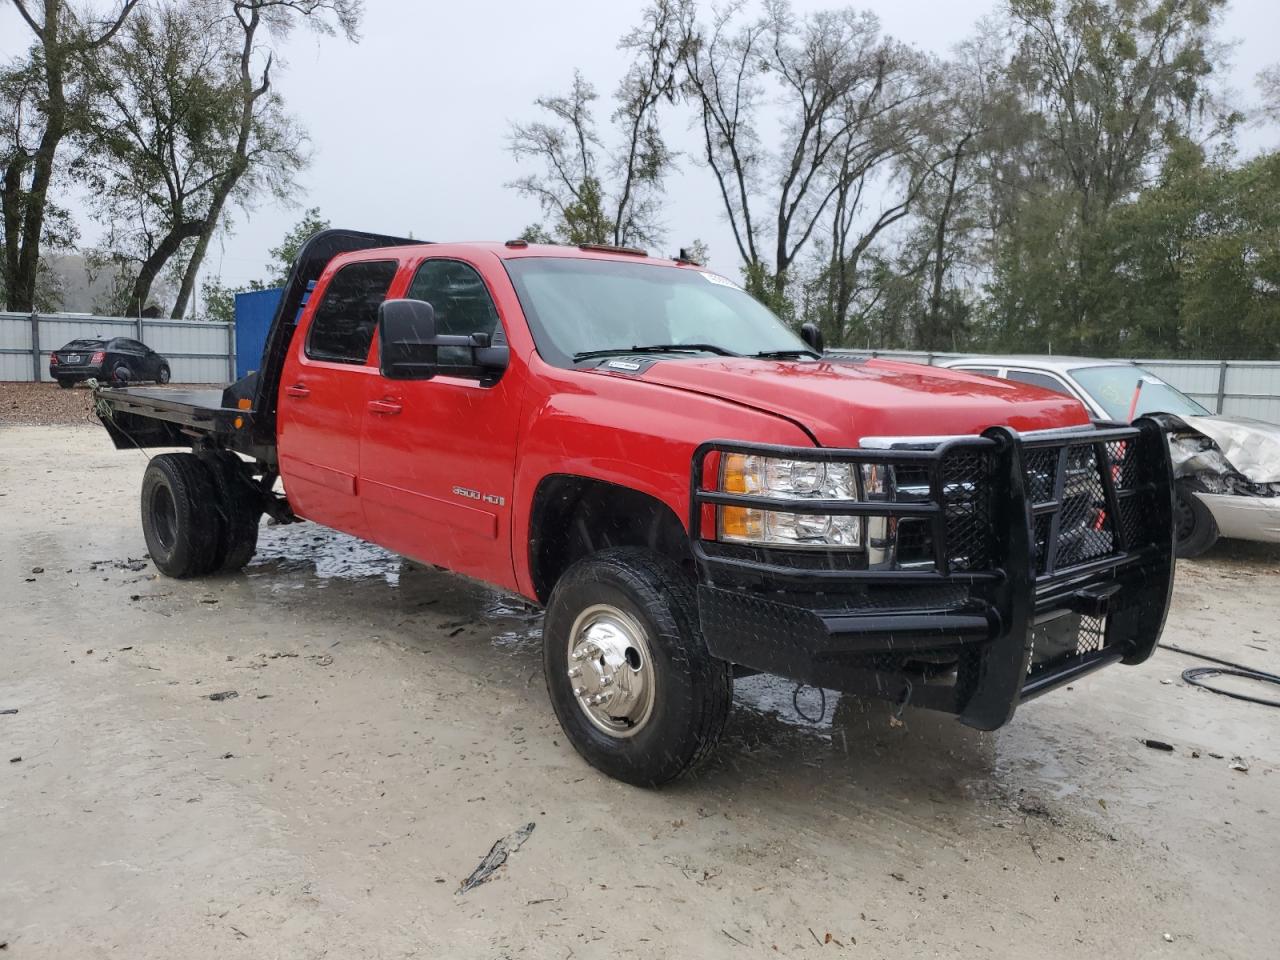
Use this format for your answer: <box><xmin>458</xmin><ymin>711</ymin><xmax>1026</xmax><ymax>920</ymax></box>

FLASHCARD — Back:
<box><xmin>1259</xmin><ymin>64</ymin><xmax>1280</xmax><ymax>126</ymax></box>
<box><xmin>678</xmin><ymin>0</ymin><xmax>769</xmax><ymax>294</ymax></box>
<box><xmin>168</xmin><ymin>0</ymin><xmax>361</xmax><ymax>317</ymax></box>
<box><xmin>509</xmin><ymin>2</ymin><xmax>682</xmax><ymax>249</ymax></box>
<box><xmin>681</xmin><ymin>1</ymin><xmax>933</xmax><ymax>319</ymax></box>
<box><xmin>509</xmin><ymin>72</ymin><xmax>610</xmax><ymax>245</ymax></box>
<box><xmin>1</xmin><ymin>0</ymin><xmax>139</xmax><ymax>312</ymax></box>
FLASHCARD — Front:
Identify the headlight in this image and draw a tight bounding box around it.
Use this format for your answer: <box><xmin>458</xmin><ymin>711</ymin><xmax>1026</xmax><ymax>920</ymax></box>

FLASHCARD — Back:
<box><xmin>718</xmin><ymin>454</ymin><xmax>862</xmax><ymax>548</ymax></box>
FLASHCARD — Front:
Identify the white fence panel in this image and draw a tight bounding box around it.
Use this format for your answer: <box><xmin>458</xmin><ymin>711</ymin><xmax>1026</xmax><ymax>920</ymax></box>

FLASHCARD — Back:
<box><xmin>4</xmin><ymin>311</ymin><xmax>1280</xmax><ymax>417</ymax></box>
<box><xmin>0</xmin><ymin>311</ymin><xmax>233</xmax><ymax>384</ymax></box>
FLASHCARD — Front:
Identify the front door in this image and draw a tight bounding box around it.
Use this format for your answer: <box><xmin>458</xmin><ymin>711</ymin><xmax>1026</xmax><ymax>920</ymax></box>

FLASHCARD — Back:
<box><xmin>277</xmin><ymin>258</ymin><xmax>399</xmax><ymax>537</ymax></box>
<box><xmin>360</xmin><ymin>256</ymin><xmax>523</xmax><ymax>588</ymax></box>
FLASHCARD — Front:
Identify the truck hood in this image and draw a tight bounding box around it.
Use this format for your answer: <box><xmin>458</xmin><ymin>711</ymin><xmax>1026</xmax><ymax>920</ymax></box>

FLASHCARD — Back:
<box><xmin>609</xmin><ymin>356</ymin><xmax>1091</xmax><ymax>445</ymax></box>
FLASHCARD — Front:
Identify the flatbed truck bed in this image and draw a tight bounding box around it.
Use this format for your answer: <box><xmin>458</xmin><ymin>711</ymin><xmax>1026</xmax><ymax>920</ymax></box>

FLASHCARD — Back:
<box><xmin>95</xmin><ymin>384</ymin><xmax>264</xmax><ymax>456</ymax></box>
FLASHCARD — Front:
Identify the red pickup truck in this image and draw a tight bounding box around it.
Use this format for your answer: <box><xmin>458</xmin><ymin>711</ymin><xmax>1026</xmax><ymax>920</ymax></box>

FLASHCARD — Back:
<box><xmin>95</xmin><ymin>229</ymin><xmax>1176</xmax><ymax>786</ymax></box>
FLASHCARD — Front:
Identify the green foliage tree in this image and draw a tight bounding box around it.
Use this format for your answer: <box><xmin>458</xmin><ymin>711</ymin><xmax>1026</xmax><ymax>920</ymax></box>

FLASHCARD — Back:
<box><xmin>1103</xmin><ymin>147</ymin><xmax>1280</xmax><ymax>358</ymax></box>
<box><xmin>79</xmin><ymin>0</ymin><xmax>307</xmax><ymax>317</ymax></box>
<box><xmin>1</xmin><ymin>0</ymin><xmax>139</xmax><ymax>312</ymax></box>
<box><xmin>983</xmin><ymin>0</ymin><xmax>1236</xmax><ymax>348</ymax></box>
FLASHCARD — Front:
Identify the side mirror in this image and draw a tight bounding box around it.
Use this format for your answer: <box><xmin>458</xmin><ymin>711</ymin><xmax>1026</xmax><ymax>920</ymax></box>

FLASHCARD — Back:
<box><xmin>378</xmin><ymin>298</ymin><xmax>510</xmax><ymax>383</ymax></box>
<box><xmin>800</xmin><ymin>322</ymin><xmax>824</xmax><ymax>354</ymax></box>
<box><xmin>379</xmin><ymin>299</ymin><xmax>441</xmax><ymax>380</ymax></box>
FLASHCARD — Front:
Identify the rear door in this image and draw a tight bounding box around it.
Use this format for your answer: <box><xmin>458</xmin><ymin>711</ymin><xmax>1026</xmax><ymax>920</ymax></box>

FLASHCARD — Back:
<box><xmin>276</xmin><ymin>258</ymin><xmax>400</xmax><ymax>536</ymax></box>
<box><xmin>120</xmin><ymin>339</ymin><xmax>157</xmax><ymax>378</ymax></box>
<box><xmin>107</xmin><ymin>338</ymin><xmax>141</xmax><ymax>377</ymax></box>
<box><xmin>359</xmin><ymin>255</ymin><xmax>524</xmax><ymax>586</ymax></box>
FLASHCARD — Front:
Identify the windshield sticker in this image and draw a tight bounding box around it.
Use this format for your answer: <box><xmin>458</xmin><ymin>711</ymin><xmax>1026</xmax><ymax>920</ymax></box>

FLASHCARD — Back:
<box><xmin>700</xmin><ymin>272</ymin><xmax>741</xmax><ymax>290</ymax></box>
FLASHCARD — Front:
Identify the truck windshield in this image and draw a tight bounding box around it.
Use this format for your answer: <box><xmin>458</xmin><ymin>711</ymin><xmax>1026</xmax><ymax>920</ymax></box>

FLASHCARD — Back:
<box><xmin>503</xmin><ymin>257</ymin><xmax>810</xmax><ymax>367</ymax></box>
<box><xmin>1070</xmin><ymin>365</ymin><xmax>1211</xmax><ymax>420</ymax></box>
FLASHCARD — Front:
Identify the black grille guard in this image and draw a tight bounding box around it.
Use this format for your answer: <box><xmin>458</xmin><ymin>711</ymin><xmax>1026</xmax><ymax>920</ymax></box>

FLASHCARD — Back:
<box><xmin>688</xmin><ymin>419</ymin><xmax>1176</xmax><ymax>730</ymax></box>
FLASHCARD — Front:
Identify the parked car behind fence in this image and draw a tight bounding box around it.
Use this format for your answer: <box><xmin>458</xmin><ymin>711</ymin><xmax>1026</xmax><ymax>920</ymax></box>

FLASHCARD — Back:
<box><xmin>49</xmin><ymin>337</ymin><xmax>171</xmax><ymax>388</ymax></box>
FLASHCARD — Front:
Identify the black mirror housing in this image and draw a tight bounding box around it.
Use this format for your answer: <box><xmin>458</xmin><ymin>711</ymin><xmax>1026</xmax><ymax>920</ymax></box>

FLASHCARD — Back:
<box><xmin>379</xmin><ymin>299</ymin><xmax>440</xmax><ymax>380</ymax></box>
<box><xmin>378</xmin><ymin>298</ymin><xmax>510</xmax><ymax>383</ymax></box>
<box><xmin>800</xmin><ymin>322</ymin><xmax>824</xmax><ymax>355</ymax></box>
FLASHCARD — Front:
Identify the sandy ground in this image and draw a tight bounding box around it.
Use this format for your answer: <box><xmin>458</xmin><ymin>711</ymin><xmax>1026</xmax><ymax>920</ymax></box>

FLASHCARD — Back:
<box><xmin>1</xmin><ymin>423</ymin><xmax>1277</xmax><ymax>959</ymax></box>
<box><xmin>0</xmin><ymin>381</ymin><xmax>207</xmax><ymax>428</ymax></box>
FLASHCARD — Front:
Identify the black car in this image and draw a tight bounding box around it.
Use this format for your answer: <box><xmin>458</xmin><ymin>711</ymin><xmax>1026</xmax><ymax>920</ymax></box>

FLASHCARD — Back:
<box><xmin>49</xmin><ymin>337</ymin><xmax>171</xmax><ymax>388</ymax></box>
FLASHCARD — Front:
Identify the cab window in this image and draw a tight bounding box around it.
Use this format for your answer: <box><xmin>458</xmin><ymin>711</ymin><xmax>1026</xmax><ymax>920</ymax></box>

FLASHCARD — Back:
<box><xmin>306</xmin><ymin>260</ymin><xmax>398</xmax><ymax>364</ymax></box>
<box><xmin>1006</xmin><ymin>369</ymin><xmax>1073</xmax><ymax>397</ymax></box>
<box><xmin>406</xmin><ymin>259</ymin><xmax>502</xmax><ymax>366</ymax></box>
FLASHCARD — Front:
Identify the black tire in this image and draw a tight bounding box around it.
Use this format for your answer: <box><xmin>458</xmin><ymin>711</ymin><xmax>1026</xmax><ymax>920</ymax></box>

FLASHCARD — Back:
<box><xmin>157</xmin><ymin>364</ymin><xmax>171</xmax><ymax>384</ymax></box>
<box><xmin>1175</xmin><ymin>481</ymin><xmax>1219</xmax><ymax>559</ymax></box>
<box><xmin>543</xmin><ymin>548</ymin><xmax>732</xmax><ymax>786</ymax></box>
<box><xmin>140</xmin><ymin>453</ymin><xmax>223</xmax><ymax>578</ymax></box>
<box><xmin>112</xmin><ymin>364</ymin><xmax>132</xmax><ymax>384</ymax></box>
<box><xmin>202</xmin><ymin>451</ymin><xmax>262</xmax><ymax>573</ymax></box>
<box><xmin>56</xmin><ymin>377</ymin><xmax>74</xmax><ymax>389</ymax></box>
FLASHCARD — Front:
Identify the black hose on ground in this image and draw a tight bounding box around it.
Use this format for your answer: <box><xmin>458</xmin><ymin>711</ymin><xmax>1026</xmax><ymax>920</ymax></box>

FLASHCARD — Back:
<box><xmin>1158</xmin><ymin>643</ymin><xmax>1280</xmax><ymax>709</ymax></box>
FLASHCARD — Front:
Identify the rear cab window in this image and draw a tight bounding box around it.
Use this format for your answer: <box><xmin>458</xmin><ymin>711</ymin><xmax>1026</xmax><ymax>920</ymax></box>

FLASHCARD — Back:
<box><xmin>1005</xmin><ymin>369</ymin><xmax>1074</xmax><ymax>397</ymax></box>
<box><xmin>305</xmin><ymin>260</ymin><xmax>399</xmax><ymax>364</ymax></box>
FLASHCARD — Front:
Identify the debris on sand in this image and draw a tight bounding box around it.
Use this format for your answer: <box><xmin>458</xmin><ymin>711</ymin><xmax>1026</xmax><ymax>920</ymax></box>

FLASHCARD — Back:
<box><xmin>1229</xmin><ymin>756</ymin><xmax>1250</xmax><ymax>773</ymax></box>
<box><xmin>0</xmin><ymin>708</ymin><xmax>17</xmax><ymax>716</ymax></box>
<box><xmin>206</xmin><ymin>690</ymin><xmax>239</xmax><ymax>702</ymax></box>
<box><xmin>457</xmin><ymin>822</ymin><xmax>536</xmax><ymax>894</ymax></box>
<box><xmin>1142</xmin><ymin>738</ymin><xmax>1175</xmax><ymax>752</ymax></box>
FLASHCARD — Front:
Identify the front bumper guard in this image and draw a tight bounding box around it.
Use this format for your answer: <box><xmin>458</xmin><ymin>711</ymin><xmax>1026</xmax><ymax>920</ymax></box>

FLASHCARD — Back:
<box><xmin>689</xmin><ymin>421</ymin><xmax>1176</xmax><ymax>730</ymax></box>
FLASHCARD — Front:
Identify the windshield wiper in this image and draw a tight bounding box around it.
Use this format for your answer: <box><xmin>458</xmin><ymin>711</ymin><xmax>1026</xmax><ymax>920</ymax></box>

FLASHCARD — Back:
<box><xmin>573</xmin><ymin>343</ymin><xmax>741</xmax><ymax>362</ymax></box>
<box><xmin>750</xmin><ymin>348</ymin><xmax>821</xmax><ymax>360</ymax></box>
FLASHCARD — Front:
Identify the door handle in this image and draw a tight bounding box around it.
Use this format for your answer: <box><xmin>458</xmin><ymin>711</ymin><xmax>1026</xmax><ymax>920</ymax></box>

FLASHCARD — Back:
<box><xmin>367</xmin><ymin>399</ymin><xmax>403</xmax><ymax>415</ymax></box>
<box><xmin>284</xmin><ymin>383</ymin><xmax>310</xmax><ymax>398</ymax></box>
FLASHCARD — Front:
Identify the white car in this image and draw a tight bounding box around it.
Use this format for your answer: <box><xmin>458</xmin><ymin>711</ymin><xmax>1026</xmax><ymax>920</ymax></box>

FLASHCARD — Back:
<box><xmin>938</xmin><ymin>356</ymin><xmax>1280</xmax><ymax>558</ymax></box>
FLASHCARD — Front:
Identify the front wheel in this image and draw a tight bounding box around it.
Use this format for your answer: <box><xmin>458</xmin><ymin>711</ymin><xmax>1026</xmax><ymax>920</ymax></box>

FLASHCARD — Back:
<box><xmin>543</xmin><ymin>548</ymin><xmax>732</xmax><ymax>786</ymax></box>
<box><xmin>157</xmin><ymin>364</ymin><xmax>171</xmax><ymax>384</ymax></box>
<box><xmin>1175</xmin><ymin>481</ymin><xmax>1219</xmax><ymax>559</ymax></box>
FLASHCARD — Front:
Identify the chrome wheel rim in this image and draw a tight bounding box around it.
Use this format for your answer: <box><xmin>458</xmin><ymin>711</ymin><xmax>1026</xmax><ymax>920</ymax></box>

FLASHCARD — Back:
<box><xmin>566</xmin><ymin>604</ymin><xmax>656</xmax><ymax>738</ymax></box>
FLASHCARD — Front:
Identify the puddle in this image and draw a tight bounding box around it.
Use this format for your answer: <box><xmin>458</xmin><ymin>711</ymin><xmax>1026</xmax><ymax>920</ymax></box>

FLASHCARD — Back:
<box><xmin>252</xmin><ymin>523</ymin><xmax>401</xmax><ymax>584</ymax></box>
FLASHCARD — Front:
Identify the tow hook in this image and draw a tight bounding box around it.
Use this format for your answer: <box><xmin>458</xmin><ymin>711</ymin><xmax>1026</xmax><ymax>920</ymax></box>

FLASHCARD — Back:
<box><xmin>1069</xmin><ymin>583</ymin><xmax>1121</xmax><ymax>618</ymax></box>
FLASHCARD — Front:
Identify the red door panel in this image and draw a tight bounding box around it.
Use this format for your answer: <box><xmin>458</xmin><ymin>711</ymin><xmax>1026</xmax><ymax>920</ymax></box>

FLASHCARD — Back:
<box><xmin>359</xmin><ymin>256</ymin><xmax>524</xmax><ymax>589</ymax></box>
<box><xmin>276</xmin><ymin>258</ymin><xmax>399</xmax><ymax>538</ymax></box>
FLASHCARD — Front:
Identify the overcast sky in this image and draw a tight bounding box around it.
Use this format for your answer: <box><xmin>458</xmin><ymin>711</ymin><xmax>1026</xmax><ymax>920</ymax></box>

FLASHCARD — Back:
<box><xmin>3</xmin><ymin>0</ymin><xmax>1278</xmax><ymax>295</ymax></box>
